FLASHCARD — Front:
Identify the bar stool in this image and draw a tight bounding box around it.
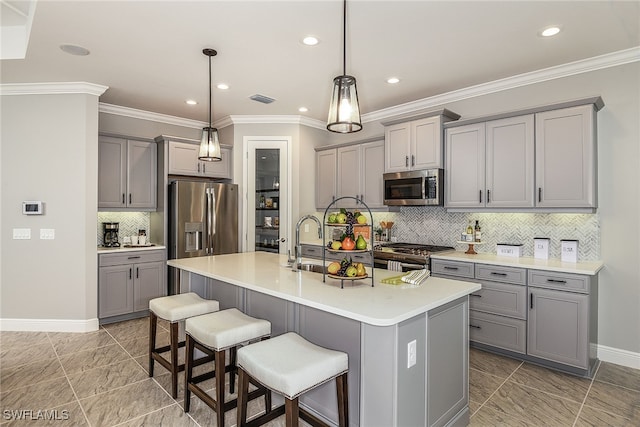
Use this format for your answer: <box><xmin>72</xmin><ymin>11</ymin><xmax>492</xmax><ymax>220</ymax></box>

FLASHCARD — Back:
<box><xmin>184</xmin><ymin>308</ymin><xmax>272</xmax><ymax>427</ymax></box>
<box><xmin>148</xmin><ymin>292</ymin><xmax>220</xmax><ymax>398</ymax></box>
<box><xmin>236</xmin><ymin>332</ymin><xmax>349</xmax><ymax>427</ymax></box>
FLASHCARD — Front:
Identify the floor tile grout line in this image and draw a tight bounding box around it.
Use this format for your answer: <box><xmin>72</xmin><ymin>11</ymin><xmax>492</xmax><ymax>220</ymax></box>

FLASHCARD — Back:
<box><xmin>469</xmin><ymin>359</ymin><xmax>525</xmax><ymax>420</ymax></box>
<box><xmin>108</xmin><ymin>402</ymin><xmax>181</xmax><ymax>427</ymax></box>
<box><xmin>571</xmin><ymin>360</ymin><xmax>600</xmax><ymax>427</ymax></box>
<box><xmin>45</xmin><ymin>331</ymin><xmax>93</xmax><ymax>427</ymax></box>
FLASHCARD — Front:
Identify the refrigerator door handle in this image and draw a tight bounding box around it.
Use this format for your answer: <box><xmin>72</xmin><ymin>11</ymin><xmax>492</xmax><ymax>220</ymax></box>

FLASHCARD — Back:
<box><xmin>210</xmin><ymin>187</ymin><xmax>216</xmax><ymax>254</ymax></box>
<box><xmin>206</xmin><ymin>187</ymin><xmax>212</xmax><ymax>255</ymax></box>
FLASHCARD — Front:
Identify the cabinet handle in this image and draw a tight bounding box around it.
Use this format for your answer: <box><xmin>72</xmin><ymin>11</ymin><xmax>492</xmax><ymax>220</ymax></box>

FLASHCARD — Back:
<box><xmin>469</xmin><ymin>324</ymin><xmax>481</xmax><ymax>329</ymax></box>
<box><xmin>479</xmin><ymin>190</ymin><xmax>482</xmax><ymax>203</ymax></box>
<box><xmin>530</xmin><ymin>293</ymin><xmax>534</xmax><ymax>309</ymax></box>
<box><xmin>405</xmin><ymin>156</ymin><xmax>409</xmax><ymax>167</ymax></box>
<box><xmin>490</xmin><ymin>272</ymin><xmax>507</xmax><ymax>276</ymax></box>
<box><xmin>127</xmin><ymin>256</ymin><xmax>141</xmax><ymax>260</ymax></box>
<box><xmin>546</xmin><ymin>278</ymin><xmax>567</xmax><ymax>284</ymax></box>
<box><xmin>136</xmin><ymin>267</ymin><xmax>139</xmax><ymax>279</ymax></box>
<box><xmin>444</xmin><ymin>266</ymin><xmax>459</xmax><ymax>271</ymax></box>
<box><xmin>487</xmin><ymin>189</ymin><xmax>491</xmax><ymax>203</ymax></box>
<box><xmin>198</xmin><ymin>163</ymin><xmax>200</xmax><ymax>173</ymax></box>
<box><xmin>411</xmin><ymin>155</ymin><xmax>415</xmax><ymax>166</ymax></box>
<box><xmin>470</xmin><ymin>294</ymin><xmax>482</xmax><ymax>298</ymax></box>
<box><xmin>308</xmin><ymin>248</ymin><xmax>317</xmax><ymax>253</ymax></box>
<box><xmin>122</xmin><ymin>194</ymin><xmax>125</xmax><ymax>204</ymax></box>
<box><xmin>538</xmin><ymin>187</ymin><xmax>542</xmax><ymax>202</ymax></box>
<box><xmin>129</xmin><ymin>194</ymin><xmax>132</xmax><ymax>204</ymax></box>
<box><xmin>203</xmin><ymin>163</ymin><xmax>206</xmax><ymax>173</ymax></box>
<box><xmin>129</xmin><ymin>268</ymin><xmax>132</xmax><ymax>280</ymax></box>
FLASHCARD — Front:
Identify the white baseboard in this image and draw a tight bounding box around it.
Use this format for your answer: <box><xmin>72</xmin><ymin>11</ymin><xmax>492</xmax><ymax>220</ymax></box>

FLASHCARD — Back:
<box><xmin>598</xmin><ymin>344</ymin><xmax>640</xmax><ymax>370</ymax></box>
<box><xmin>0</xmin><ymin>318</ymin><xmax>99</xmax><ymax>333</ymax></box>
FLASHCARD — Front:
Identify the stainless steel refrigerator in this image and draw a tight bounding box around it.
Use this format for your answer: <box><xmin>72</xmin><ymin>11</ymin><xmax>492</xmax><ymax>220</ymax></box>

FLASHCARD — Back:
<box><xmin>168</xmin><ymin>180</ymin><xmax>238</xmax><ymax>294</ymax></box>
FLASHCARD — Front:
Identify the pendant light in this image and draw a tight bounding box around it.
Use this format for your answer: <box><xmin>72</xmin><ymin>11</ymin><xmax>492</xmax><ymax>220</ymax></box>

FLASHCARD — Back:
<box><xmin>198</xmin><ymin>48</ymin><xmax>222</xmax><ymax>161</ymax></box>
<box><xmin>327</xmin><ymin>0</ymin><xmax>362</xmax><ymax>133</ymax></box>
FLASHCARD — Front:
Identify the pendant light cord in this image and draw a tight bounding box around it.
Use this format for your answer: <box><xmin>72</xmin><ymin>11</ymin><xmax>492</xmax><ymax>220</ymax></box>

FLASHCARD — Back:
<box><xmin>342</xmin><ymin>0</ymin><xmax>347</xmax><ymax>76</ymax></box>
<box><xmin>208</xmin><ymin>53</ymin><xmax>212</xmax><ymax>129</ymax></box>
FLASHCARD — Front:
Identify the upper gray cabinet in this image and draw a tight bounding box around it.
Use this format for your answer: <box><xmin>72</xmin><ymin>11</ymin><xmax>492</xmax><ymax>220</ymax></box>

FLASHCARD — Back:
<box><xmin>383</xmin><ymin>110</ymin><xmax>460</xmax><ymax>172</ymax></box>
<box><xmin>99</xmin><ymin>135</ymin><xmax>157</xmax><ymax>210</ymax></box>
<box><xmin>445</xmin><ymin>97</ymin><xmax>602</xmax><ymax>211</ymax></box>
<box><xmin>168</xmin><ymin>140</ymin><xmax>232</xmax><ymax>180</ymax></box>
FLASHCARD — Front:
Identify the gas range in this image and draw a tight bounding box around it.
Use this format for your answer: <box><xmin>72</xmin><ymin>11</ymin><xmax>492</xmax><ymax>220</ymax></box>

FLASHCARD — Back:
<box><xmin>373</xmin><ymin>242</ymin><xmax>454</xmax><ymax>270</ymax></box>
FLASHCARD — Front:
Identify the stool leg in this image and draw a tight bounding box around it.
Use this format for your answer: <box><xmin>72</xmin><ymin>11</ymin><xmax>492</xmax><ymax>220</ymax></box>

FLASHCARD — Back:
<box><xmin>336</xmin><ymin>373</ymin><xmax>349</xmax><ymax>427</ymax></box>
<box><xmin>148</xmin><ymin>312</ymin><xmax>157</xmax><ymax>377</ymax></box>
<box><xmin>170</xmin><ymin>321</ymin><xmax>179</xmax><ymax>398</ymax></box>
<box><xmin>215</xmin><ymin>349</ymin><xmax>226</xmax><ymax>427</ymax></box>
<box><xmin>184</xmin><ymin>334</ymin><xmax>194</xmax><ymax>412</ymax></box>
<box><xmin>229</xmin><ymin>346</ymin><xmax>237</xmax><ymax>394</ymax></box>
<box><xmin>285</xmin><ymin>397</ymin><xmax>299</xmax><ymax>427</ymax></box>
<box><xmin>236</xmin><ymin>367</ymin><xmax>250</xmax><ymax>427</ymax></box>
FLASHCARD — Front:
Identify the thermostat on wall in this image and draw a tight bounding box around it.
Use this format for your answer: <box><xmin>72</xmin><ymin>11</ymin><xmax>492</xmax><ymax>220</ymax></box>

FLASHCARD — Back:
<box><xmin>22</xmin><ymin>201</ymin><xmax>43</xmax><ymax>215</ymax></box>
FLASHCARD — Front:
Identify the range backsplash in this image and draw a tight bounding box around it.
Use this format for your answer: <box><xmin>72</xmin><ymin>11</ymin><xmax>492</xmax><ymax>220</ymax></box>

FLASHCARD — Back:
<box><xmin>97</xmin><ymin>212</ymin><xmax>151</xmax><ymax>246</ymax></box>
<box><xmin>370</xmin><ymin>207</ymin><xmax>599</xmax><ymax>261</ymax></box>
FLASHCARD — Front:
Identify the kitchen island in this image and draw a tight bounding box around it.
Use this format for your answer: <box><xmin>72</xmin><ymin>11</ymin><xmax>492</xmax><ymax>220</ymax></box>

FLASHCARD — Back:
<box><xmin>168</xmin><ymin>252</ymin><xmax>481</xmax><ymax>427</ymax></box>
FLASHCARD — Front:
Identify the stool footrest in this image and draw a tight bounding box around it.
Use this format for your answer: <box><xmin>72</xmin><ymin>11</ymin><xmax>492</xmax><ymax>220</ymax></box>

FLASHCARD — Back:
<box><xmin>187</xmin><ymin>380</ymin><xmax>270</xmax><ymax>414</ymax></box>
<box><xmin>154</xmin><ymin>341</ymin><xmax>185</xmax><ymax>354</ymax></box>
<box><xmin>243</xmin><ymin>405</ymin><xmax>285</xmax><ymax>427</ymax></box>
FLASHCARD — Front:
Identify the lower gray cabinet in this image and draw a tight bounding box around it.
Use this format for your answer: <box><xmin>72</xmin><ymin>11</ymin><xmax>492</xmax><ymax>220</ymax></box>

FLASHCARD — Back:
<box><xmin>99</xmin><ymin>250</ymin><xmax>166</xmax><ymax>320</ymax></box>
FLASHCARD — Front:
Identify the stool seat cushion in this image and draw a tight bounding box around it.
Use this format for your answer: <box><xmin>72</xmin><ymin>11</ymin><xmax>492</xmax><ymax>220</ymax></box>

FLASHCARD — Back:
<box><xmin>237</xmin><ymin>332</ymin><xmax>348</xmax><ymax>399</ymax></box>
<box><xmin>149</xmin><ymin>292</ymin><xmax>219</xmax><ymax>322</ymax></box>
<box><xmin>185</xmin><ymin>308</ymin><xmax>271</xmax><ymax>351</ymax></box>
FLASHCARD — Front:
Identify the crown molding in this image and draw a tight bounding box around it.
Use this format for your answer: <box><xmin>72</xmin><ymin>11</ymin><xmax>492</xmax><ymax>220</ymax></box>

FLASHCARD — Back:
<box><xmin>228</xmin><ymin>115</ymin><xmax>325</xmax><ymax>130</ymax></box>
<box><xmin>362</xmin><ymin>46</ymin><xmax>640</xmax><ymax>123</ymax></box>
<box><xmin>0</xmin><ymin>82</ymin><xmax>108</xmax><ymax>96</ymax></box>
<box><xmin>99</xmin><ymin>103</ymin><xmax>207</xmax><ymax>129</ymax></box>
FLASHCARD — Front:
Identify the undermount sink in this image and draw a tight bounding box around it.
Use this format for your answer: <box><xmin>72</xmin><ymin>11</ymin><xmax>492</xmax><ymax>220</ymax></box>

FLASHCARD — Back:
<box><xmin>295</xmin><ymin>263</ymin><xmax>328</xmax><ymax>274</ymax></box>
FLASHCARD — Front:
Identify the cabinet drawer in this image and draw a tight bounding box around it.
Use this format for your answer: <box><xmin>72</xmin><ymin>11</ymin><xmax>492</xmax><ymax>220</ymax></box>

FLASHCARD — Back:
<box><xmin>528</xmin><ymin>270</ymin><xmax>589</xmax><ymax>294</ymax></box>
<box><xmin>476</xmin><ymin>264</ymin><xmax>526</xmax><ymax>285</ymax></box>
<box><xmin>431</xmin><ymin>259</ymin><xmax>474</xmax><ymax>279</ymax></box>
<box><xmin>469</xmin><ymin>310</ymin><xmax>526</xmax><ymax>354</ymax></box>
<box><xmin>470</xmin><ymin>281</ymin><xmax>527</xmax><ymax>319</ymax></box>
<box><xmin>300</xmin><ymin>245</ymin><xmax>323</xmax><ymax>259</ymax></box>
<box><xmin>99</xmin><ymin>249</ymin><xmax>166</xmax><ymax>267</ymax></box>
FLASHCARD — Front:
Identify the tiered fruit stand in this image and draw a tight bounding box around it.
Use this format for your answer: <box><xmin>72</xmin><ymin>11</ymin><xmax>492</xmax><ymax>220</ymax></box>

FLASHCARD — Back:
<box><xmin>322</xmin><ymin>196</ymin><xmax>374</xmax><ymax>288</ymax></box>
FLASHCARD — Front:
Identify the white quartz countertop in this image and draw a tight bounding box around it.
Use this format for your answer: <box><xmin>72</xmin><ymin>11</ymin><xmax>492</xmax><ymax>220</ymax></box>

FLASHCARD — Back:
<box><xmin>98</xmin><ymin>245</ymin><xmax>166</xmax><ymax>254</ymax></box>
<box><xmin>168</xmin><ymin>252</ymin><xmax>480</xmax><ymax>327</ymax></box>
<box><xmin>431</xmin><ymin>251</ymin><xmax>603</xmax><ymax>275</ymax></box>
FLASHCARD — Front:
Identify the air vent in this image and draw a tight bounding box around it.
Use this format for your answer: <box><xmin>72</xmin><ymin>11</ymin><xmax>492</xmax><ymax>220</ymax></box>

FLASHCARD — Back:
<box><xmin>250</xmin><ymin>94</ymin><xmax>276</xmax><ymax>104</ymax></box>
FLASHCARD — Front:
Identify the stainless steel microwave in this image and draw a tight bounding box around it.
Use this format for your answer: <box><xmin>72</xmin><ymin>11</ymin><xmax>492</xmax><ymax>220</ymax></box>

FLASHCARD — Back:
<box><xmin>383</xmin><ymin>169</ymin><xmax>444</xmax><ymax>206</ymax></box>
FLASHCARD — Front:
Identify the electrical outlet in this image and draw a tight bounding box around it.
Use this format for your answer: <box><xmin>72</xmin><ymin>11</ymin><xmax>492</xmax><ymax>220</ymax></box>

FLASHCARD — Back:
<box><xmin>407</xmin><ymin>339</ymin><xmax>417</xmax><ymax>368</ymax></box>
<box><xmin>13</xmin><ymin>228</ymin><xmax>31</xmax><ymax>240</ymax></box>
<box><xmin>40</xmin><ymin>229</ymin><xmax>55</xmax><ymax>240</ymax></box>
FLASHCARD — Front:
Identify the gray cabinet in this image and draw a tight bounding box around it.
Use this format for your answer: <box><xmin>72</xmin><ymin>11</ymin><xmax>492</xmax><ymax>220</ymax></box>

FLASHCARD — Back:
<box><xmin>432</xmin><ymin>258</ymin><xmax>599</xmax><ymax>376</ymax></box>
<box><xmin>168</xmin><ymin>140</ymin><xmax>232</xmax><ymax>179</ymax></box>
<box><xmin>98</xmin><ymin>136</ymin><xmax>157</xmax><ymax>210</ymax></box>
<box><xmin>98</xmin><ymin>250</ymin><xmax>166</xmax><ymax>321</ymax></box>
<box><xmin>315</xmin><ymin>149</ymin><xmax>337</xmax><ymax>209</ymax></box>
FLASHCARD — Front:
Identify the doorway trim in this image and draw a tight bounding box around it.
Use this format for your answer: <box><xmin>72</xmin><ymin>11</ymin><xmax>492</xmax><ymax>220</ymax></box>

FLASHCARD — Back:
<box><xmin>242</xmin><ymin>136</ymin><xmax>292</xmax><ymax>254</ymax></box>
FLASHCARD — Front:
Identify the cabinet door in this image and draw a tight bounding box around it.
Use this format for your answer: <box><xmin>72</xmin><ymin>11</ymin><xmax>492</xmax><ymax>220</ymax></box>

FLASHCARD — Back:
<box><xmin>336</xmin><ymin>145</ymin><xmax>361</xmax><ymax>208</ymax></box>
<box><xmin>445</xmin><ymin>123</ymin><xmax>486</xmax><ymax>208</ymax></box>
<box><xmin>485</xmin><ymin>115</ymin><xmax>534</xmax><ymax>207</ymax></box>
<box><xmin>528</xmin><ymin>288</ymin><xmax>589</xmax><ymax>369</ymax></box>
<box><xmin>168</xmin><ymin>141</ymin><xmax>200</xmax><ymax>175</ymax></box>
<box><xmin>201</xmin><ymin>147</ymin><xmax>232</xmax><ymax>179</ymax></box>
<box><xmin>127</xmin><ymin>140</ymin><xmax>157</xmax><ymax>209</ymax></box>
<box><xmin>384</xmin><ymin>122</ymin><xmax>411</xmax><ymax>173</ymax></box>
<box><xmin>99</xmin><ymin>264</ymin><xmax>134</xmax><ymax>318</ymax></box>
<box><xmin>535</xmin><ymin>105</ymin><xmax>596</xmax><ymax>208</ymax></box>
<box><xmin>98</xmin><ymin>137</ymin><xmax>126</xmax><ymax>209</ymax></box>
<box><xmin>316</xmin><ymin>149</ymin><xmax>337</xmax><ymax>209</ymax></box>
<box><xmin>412</xmin><ymin>116</ymin><xmax>442</xmax><ymax>169</ymax></box>
<box><xmin>361</xmin><ymin>140</ymin><xmax>385</xmax><ymax>208</ymax></box>
<box><xmin>133</xmin><ymin>261</ymin><xmax>165</xmax><ymax>312</ymax></box>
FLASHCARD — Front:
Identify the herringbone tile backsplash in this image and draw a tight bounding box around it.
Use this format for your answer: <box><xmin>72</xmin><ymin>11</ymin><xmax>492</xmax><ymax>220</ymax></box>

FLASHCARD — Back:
<box><xmin>370</xmin><ymin>207</ymin><xmax>599</xmax><ymax>261</ymax></box>
<box><xmin>97</xmin><ymin>212</ymin><xmax>150</xmax><ymax>246</ymax></box>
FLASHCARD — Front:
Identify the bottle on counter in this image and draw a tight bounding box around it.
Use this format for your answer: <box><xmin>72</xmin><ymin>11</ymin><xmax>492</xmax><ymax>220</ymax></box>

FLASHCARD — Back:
<box><xmin>466</xmin><ymin>221</ymin><xmax>474</xmax><ymax>241</ymax></box>
<box><xmin>259</xmin><ymin>194</ymin><xmax>265</xmax><ymax>208</ymax></box>
<box><xmin>474</xmin><ymin>220</ymin><xmax>482</xmax><ymax>242</ymax></box>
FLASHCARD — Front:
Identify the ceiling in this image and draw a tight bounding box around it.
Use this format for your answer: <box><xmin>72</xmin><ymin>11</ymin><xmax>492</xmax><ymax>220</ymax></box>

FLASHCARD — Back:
<box><xmin>1</xmin><ymin>1</ymin><xmax>639</xmax><ymax>126</ymax></box>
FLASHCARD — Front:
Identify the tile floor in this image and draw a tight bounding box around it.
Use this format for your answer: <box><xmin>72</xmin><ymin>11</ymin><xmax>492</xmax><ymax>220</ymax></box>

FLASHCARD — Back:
<box><xmin>0</xmin><ymin>316</ymin><xmax>638</xmax><ymax>426</ymax></box>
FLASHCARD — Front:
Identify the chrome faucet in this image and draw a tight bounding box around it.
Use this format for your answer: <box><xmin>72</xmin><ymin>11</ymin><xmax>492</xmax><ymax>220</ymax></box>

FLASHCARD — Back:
<box><xmin>293</xmin><ymin>214</ymin><xmax>323</xmax><ymax>270</ymax></box>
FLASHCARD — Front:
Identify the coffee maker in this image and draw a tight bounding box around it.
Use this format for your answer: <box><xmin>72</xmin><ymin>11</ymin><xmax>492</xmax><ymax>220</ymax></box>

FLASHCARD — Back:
<box><xmin>103</xmin><ymin>222</ymin><xmax>120</xmax><ymax>247</ymax></box>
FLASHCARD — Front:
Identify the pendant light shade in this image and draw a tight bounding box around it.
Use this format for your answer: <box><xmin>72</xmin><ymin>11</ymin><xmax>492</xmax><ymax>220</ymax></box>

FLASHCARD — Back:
<box><xmin>199</xmin><ymin>48</ymin><xmax>222</xmax><ymax>161</ymax></box>
<box><xmin>327</xmin><ymin>0</ymin><xmax>362</xmax><ymax>133</ymax></box>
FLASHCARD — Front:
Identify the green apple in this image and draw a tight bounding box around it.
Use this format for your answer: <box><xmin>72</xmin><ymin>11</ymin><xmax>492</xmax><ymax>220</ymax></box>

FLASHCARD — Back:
<box><xmin>328</xmin><ymin>213</ymin><xmax>337</xmax><ymax>223</ymax></box>
<box><xmin>336</xmin><ymin>213</ymin><xmax>347</xmax><ymax>224</ymax></box>
<box><xmin>345</xmin><ymin>266</ymin><xmax>358</xmax><ymax>277</ymax></box>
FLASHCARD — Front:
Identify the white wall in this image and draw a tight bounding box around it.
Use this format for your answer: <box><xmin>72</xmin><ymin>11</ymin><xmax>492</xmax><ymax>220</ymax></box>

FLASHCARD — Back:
<box><xmin>1</xmin><ymin>93</ymin><xmax>100</xmax><ymax>330</ymax></box>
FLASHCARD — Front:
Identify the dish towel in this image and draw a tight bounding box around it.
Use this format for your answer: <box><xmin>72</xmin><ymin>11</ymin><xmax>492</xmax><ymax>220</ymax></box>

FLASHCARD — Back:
<box><xmin>387</xmin><ymin>260</ymin><xmax>403</xmax><ymax>271</ymax></box>
<box><xmin>401</xmin><ymin>269</ymin><xmax>431</xmax><ymax>286</ymax></box>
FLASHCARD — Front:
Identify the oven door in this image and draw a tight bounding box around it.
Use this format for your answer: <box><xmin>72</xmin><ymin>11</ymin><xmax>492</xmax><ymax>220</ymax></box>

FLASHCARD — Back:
<box><xmin>374</xmin><ymin>258</ymin><xmax>428</xmax><ymax>272</ymax></box>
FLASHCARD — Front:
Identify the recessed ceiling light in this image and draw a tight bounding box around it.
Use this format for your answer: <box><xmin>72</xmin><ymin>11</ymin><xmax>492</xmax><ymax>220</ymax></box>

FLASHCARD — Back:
<box><xmin>387</xmin><ymin>77</ymin><xmax>400</xmax><ymax>84</ymax></box>
<box><xmin>302</xmin><ymin>36</ymin><xmax>319</xmax><ymax>46</ymax></box>
<box><xmin>59</xmin><ymin>44</ymin><xmax>90</xmax><ymax>56</ymax></box>
<box><xmin>186</xmin><ymin>100</ymin><xmax>197</xmax><ymax>105</ymax></box>
<box><xmin>298</xmin><ymin>107</ymin><xmax>309</xmax><ymax>112</ymax></box>
<box><xmin>217</xmin><ymin>83</ymin><xmax>229</xmax><ymax>90</ymax></box>
<box><xmin>540</xmin><ymin>26</ymin><xmax>561</xmax><ymax>37</ymax></box>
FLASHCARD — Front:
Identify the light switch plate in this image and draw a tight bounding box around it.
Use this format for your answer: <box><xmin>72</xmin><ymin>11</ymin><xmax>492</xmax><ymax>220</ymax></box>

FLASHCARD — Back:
<box><xmin>40</xmin><ymin>229</ymin><xmax>55</xmax><ymax>240</ymax></box>
<box><xmin>13</xmin><ymin>228</ymin><xmax>31</xmax><ymax>239</ymax></box>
